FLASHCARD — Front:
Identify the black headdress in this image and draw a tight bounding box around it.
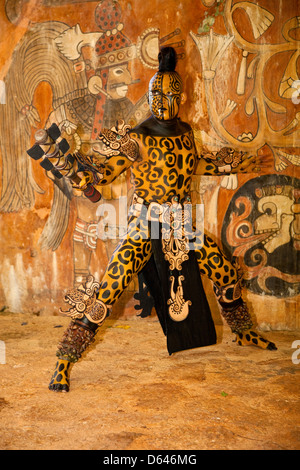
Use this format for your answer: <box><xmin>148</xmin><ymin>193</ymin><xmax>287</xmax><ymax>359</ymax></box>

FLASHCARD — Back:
<box><xmin>158</xmin><ymin>46</ymin><xmax>177</xmax><ymax>72</ymax></box>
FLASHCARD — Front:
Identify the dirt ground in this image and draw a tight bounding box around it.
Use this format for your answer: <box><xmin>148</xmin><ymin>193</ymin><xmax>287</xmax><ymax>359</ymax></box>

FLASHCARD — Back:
<box><xmin>0</xmin><ymin>308</ymin><xmax>299</xmax><ymax>451</ymax></box>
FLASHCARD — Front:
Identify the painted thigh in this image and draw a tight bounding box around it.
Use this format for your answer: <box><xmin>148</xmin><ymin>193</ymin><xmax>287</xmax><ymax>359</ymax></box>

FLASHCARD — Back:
<box><xmin>97</xmin><ymin>216</ymin><xmax>152</xmax><ymax>305</ymax></box>
<box><xmin>194</xmin><ymin>233</ymin><xmax>238</xmax><ymax>288</ymax></box>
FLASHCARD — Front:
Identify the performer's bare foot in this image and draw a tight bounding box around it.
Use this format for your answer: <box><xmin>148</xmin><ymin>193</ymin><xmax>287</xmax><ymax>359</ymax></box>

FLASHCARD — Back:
<box><xmin>235</xmin><ymin>329</ymin><xmax>277</xmax><ymax>350</ymax></box>
<box><xmin>49</xmin><ymin>359</ymin><xmax>71</xmax><ymax>392</ymax></box>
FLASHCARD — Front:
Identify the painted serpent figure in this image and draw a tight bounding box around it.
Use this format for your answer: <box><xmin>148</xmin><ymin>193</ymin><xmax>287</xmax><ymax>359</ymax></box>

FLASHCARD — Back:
<box><xmin>43</xmin><ymin>47</ymin><xmax>276</xmax><ymax>392</ymax></box>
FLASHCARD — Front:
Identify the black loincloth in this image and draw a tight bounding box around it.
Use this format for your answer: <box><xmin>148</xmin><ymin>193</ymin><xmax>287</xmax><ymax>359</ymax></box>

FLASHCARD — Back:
<box><xmin>140</xmin><ymin>236</ymin><xmax>217</xmax><ymax>355</ymax></box>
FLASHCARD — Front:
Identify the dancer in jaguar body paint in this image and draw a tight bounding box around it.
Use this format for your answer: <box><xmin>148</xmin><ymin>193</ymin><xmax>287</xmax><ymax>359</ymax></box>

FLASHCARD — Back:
<box><xmin>47</xmin><ymin>47</ymin><xmax>276</xmax><ymax>392</ymax></box>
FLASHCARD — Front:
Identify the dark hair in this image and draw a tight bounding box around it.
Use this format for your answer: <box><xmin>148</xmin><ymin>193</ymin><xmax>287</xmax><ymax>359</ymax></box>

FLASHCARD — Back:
<box><xmin>158</xmin><ymin>46</ymin><xmax>177</xmax><ymax>72</ymax></box>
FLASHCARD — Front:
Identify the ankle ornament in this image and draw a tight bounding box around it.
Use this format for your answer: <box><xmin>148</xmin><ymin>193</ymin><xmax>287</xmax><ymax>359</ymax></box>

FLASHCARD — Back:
<box><xmin>56</xmin><ymin>320</ymin><xmax>97</xmax><ymax>363</ymax></box>
<box><xmin>220</xmin><ymin>299</ymin><xmax>253</xmax><ymax>334</ymax></box>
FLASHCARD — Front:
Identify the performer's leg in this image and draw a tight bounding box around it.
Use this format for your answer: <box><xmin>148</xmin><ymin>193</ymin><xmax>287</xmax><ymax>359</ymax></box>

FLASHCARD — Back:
<box><xmin>96</xmin><ymin>217</ymin><xmax>152</xmax><ymax>306</ymax></box>
<box><xmin>49</xmin><ymin>216</ymin><xmax>152</xmax><ymax>392</ymax></box>
<box><xmin>194</xmin><ymin>233</ymin><xmax>277</xmax><ymax>350</ymax></box>
<box><xmin>48</xmin><ymin>318</ymin><xmax>98</xmax><ymax>392</ymax></box>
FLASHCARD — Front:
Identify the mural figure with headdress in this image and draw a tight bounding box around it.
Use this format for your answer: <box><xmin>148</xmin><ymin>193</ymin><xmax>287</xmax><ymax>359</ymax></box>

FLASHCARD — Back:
<box><xmin>0</xmin><ymin>0</ymin><xmax>184</xmax><ymax>299</ymax></box>
<box><xmin>44</xmin><ymin>0</ymin><xmax>151</xmax><ymax>288</ymax></box>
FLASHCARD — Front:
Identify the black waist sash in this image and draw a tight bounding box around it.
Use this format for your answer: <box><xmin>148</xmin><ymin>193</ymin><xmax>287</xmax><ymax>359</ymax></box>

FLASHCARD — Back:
<box><xmin>140</xmin><ymin>230</ymin><xmax>217</xmax><ymax>355</ymax></box>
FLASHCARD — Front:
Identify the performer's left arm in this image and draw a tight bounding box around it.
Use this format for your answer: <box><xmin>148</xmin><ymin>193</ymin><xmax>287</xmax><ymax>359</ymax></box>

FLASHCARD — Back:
<box><xmin>195</xmin><ymin>147</ymin><xmax>271</xmax><ymax>176</ymax></box>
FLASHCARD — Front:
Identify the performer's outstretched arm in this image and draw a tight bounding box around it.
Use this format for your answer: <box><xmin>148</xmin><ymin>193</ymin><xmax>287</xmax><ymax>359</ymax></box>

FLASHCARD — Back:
<box><xmin>27</xmin><ymin>120</ymin><xmax>139</xmax><ymax>197</ymax></box>
<box><xmin>72</xmin><ymin>119</ymin><xmax>140</xmax><ymax>190</ymax></box>
<box><xmin>195</xmin><ymin>146</ymin><xmax>272</xmax><ymax>175</ymax></box>
<box><xmin>58</xmin><ymin>120</ymin><xmax>140</xmax><ymax>194</ymax></box>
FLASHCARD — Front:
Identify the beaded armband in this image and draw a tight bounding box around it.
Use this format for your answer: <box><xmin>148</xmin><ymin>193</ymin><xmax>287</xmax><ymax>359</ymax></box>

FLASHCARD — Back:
<box><xmin>201</xmin><ymin>147</ymin><xmax>245</xmax><ymax>173</ymax></box>
<box><xmin>98</xmin><ymin>120</ymin><xmax>139</xmax><ymax>161</ymax></box>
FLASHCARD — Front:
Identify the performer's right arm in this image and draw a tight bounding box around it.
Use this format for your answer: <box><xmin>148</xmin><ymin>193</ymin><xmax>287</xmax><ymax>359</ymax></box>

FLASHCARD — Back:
<box><xmin>73</xmin><ymin>151</ymin><xmax>133</xmax><ymax>190</ymax></box>
<box><xmin>47</xmin><ymin>120</ymin><xmax>139</xmax><ymax>192</ymax></box>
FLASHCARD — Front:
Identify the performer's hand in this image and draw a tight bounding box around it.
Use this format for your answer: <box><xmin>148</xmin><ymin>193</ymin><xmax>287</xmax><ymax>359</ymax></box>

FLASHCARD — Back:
<box><xmin>198</xmin><ymin>147</ymin><xmax>274</xmax><ymax>175</ymax></box>
<box><xmin>77</xmin><ymin>172</ymin><xmax>92</xmax><ymax>190</ymax></box>
<box><xmin>70</xmin><ymin>171</ymin><xmax>99</xmax><ymax>190</ymax></box>
<box><xmin>238</xmin><ymin>152</ymin><xmax>274</xmax><ymax>173</ymax></box>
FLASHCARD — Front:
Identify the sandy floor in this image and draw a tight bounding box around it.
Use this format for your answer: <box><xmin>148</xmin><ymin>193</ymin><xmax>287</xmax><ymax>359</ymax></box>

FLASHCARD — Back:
<box><xmin>0</xmin><ymin>309</ymin><xmax>299</xmax><ymax>451</ymax></box>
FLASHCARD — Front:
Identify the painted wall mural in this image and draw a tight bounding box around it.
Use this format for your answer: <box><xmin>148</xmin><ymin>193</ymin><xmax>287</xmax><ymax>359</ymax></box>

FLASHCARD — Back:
<box><xmin>191</xmin><ymin>0</ymin><xmax>300</xmax><ymax>170</ymax></box>
<box><xmin>189</xmin><ymin>0</ymin><xmax>300</xmax><ymax>308</ymax></box>
<box><xmin>0</xmin><ymin>0</ymin><xmax>185</xmax><ymax>293</ymax></box>
<box><xmin>221</xmin><ymin>174</ymin><xmax>300</xmax><ymax>298</ymax></box>
<box><xmin>0</xmin><ymin>0</ymin><xmax>299</xmax><ymax>327</ymax></box>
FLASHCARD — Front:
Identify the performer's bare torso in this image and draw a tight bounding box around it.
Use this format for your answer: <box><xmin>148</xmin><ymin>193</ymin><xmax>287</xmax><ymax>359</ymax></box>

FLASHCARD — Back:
<box><xmin>130</xmin><ymin>123</ymin><xmax>197</xmax><ymax>204</ymax></box>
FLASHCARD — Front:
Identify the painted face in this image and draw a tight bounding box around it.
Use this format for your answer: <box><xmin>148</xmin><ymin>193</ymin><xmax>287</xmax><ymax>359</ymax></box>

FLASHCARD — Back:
<box><xmin>149</xmin><ymin>71</ymin><xmax>183</xmax><ymax>121</ymax></box>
